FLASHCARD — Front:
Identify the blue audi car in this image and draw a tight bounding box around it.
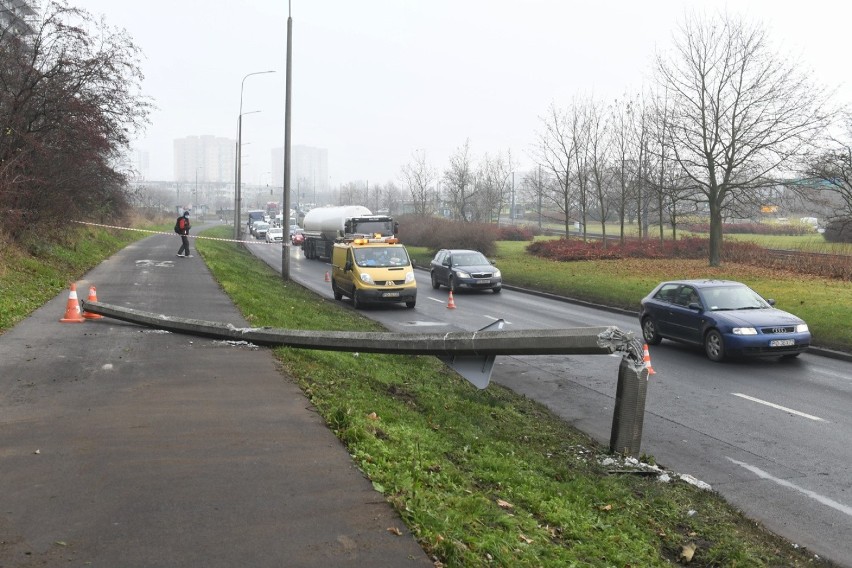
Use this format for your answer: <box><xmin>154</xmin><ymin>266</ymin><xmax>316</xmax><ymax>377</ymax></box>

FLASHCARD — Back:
<box><xmin>639</xmin><ymin>280</ymin><xmax>811</xmax><ymax>362</ymax></box>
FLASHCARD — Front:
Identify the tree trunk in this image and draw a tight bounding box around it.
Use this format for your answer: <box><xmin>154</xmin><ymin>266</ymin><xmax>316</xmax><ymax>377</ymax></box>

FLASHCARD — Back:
<box><xmin>708</xmin><ymin>201</ymin><xmax>723</xmax><ymax>266</ymax></box>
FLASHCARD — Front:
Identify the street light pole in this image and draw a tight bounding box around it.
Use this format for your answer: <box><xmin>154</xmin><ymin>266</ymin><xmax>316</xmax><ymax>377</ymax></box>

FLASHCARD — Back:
<box><xmin>281</xmin><ymin>1</ymin><xmax>293</xmax><ymax>280</ymax></box>
<box><xmin>195</xmin><ymin>167</ymin><xmax>199</xmax><ymax>218</ymax></box>
<box><xmin>234</xmin><ymin>70</ymin><xmax>275</xmax><ymax>241</ymax></box>
<box><xmin>511</xmin><ymin>171</ymin><xmax>515</xmax><ymax>224</ymax></box>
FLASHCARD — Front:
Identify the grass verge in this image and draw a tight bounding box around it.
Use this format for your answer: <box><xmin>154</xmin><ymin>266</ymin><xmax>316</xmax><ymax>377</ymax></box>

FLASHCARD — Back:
<box><xmin>195</xmin><ymin>226</ymin><xmax>835</xmax><ymax>567</ymax></box>
<box><xmin>0</xmin><ymin>224</ymin><xmax>151</xmax><ymax>333</ymax></box>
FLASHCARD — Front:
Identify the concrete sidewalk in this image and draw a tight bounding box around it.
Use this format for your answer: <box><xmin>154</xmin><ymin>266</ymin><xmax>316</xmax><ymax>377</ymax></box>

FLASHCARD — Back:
<box><xmin>0</xmin><ymin>232</ymin><xmax>432</xmax><ymax>567</ymax></box>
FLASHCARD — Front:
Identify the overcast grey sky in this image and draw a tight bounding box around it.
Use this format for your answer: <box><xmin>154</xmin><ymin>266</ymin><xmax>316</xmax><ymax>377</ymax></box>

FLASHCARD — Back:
<box><xmin>80</xmin><ymin>0</ymin><xmax>852</xmax><ymax>187</ymax></box>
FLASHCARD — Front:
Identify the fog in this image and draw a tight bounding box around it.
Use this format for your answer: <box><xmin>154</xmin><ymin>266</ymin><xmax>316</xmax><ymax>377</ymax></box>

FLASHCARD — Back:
<box><xmin>79</xmin><ymin>0</ymin><xmax>852</xmax><ymax>186</ymax></box>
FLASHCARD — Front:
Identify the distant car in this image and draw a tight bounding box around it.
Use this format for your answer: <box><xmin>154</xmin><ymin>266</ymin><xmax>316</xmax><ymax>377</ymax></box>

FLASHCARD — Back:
<box><xmin>639</xmin><ymin>279</ymin><xmax>810</xmax><ymax>362</ymax></box>
<box><xmin>289</xmin><ymin>224</ymin><xmax>302</xmax><ymax>236</ymax></box>
<box><xmin>291</xmin><ymin>231</ymin><xmax>304</xmax><ymax>246</ymax></box>
<box><xmin>265</xmin><ymin>227</ymin><xmax>284</xmax><ymax>243</ymax></box>
<box><xmin>252</xmin><ymin>221</ymin><xmax>270</xmax><ymax>239</ymax></box>
<box><xmin>429</xmin><ymin>249</ymin><xmax>502</xmax><ymax>293</ymax></box>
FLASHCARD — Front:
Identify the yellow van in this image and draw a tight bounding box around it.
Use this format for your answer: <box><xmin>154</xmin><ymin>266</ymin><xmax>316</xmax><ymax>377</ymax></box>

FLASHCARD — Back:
<box><xmin>330</xmin><ymin>237</ymin><xmax>417</xmax><ymax>309</ymax></box>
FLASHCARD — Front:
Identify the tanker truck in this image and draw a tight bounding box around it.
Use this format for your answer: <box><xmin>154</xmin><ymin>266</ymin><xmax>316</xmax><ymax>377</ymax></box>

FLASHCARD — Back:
<box><xmin>301</xmin><ymin>205</ymin><xmax>397</xmax><ymax>260</ymax></box>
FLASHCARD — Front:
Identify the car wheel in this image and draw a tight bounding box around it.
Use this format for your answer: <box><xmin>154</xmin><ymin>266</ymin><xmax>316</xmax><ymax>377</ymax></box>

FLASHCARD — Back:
<box><xmin>331</xmin><ymin>279</ymin><xmax>342</xmax><ymax>301</ymax></box>
<box><xmin>641</xmin><ymin>317</ymin><xmax>662</xmax><ymax>346</ymax></box>
<box><xmin>431</xmin><ymin>272</ymin><xmax>441</xmax><ymax>289</ymax></box>
<box><xmin>492</xmin><ymin>286</ymin><xmax>501</xmax><ymax>293</ymax></box>
<box><xmin>704</xmin><ymin>329</ymin><xmax>726</xmax><ymax>362</ymax></box>
<box><xmin>352</xmin><ymin>290</ymin><xmax>362</xmax><ymax>310</ymax></box>
<box><xmin>405</xmin><ymin>299</ymin><xmax>416</xmax><ymax>309</ymax></box>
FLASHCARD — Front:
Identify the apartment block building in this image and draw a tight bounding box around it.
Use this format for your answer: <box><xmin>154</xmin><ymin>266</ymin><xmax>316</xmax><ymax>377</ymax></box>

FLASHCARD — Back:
<box><xmin>271</xmin><ymin>145</ymin><xmax>329</xmax><ymax>201</ymax></box>
<box><xmin>173</xmin><ymin>135</ymin><xmax>236</xmax><ymax>183</ymax></box>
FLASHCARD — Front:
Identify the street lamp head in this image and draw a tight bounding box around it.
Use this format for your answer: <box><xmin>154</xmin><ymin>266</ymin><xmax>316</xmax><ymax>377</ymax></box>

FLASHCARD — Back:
<box><xmin>239</xmin><ymin>70</ymin><xmax>276</xmax><ymax>112</ymax></box>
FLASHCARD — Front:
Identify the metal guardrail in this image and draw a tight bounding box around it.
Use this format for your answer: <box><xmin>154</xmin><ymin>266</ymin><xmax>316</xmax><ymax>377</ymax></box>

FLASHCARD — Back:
<box><xmin>82</xmin><ymin>300</ymin><xmax>651</xmax><ymax>456</ymax></box>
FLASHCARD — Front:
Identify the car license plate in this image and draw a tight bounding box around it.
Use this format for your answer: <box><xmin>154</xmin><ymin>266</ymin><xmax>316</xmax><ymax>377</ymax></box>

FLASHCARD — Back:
<box><xmin>770</xmin><ymin>339</ymin><xmax>795</xmax><ymax>347</ymax></box>
<box><xmin>382</xmin><ymin>292</ymin><xmax>400</xmax><ymax>298</ymax></box>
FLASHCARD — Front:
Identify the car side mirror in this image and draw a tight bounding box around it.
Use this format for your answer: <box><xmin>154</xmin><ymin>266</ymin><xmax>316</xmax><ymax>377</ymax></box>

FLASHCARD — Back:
<box><xmin>688</xmin><ymin>302</ymin><xmax>703</xmax><ymax>311</ymax></box>
<box><xmin>766</xmin><ymin>298</ymin><xmax>776</xmax><ymax>306</ymax></box>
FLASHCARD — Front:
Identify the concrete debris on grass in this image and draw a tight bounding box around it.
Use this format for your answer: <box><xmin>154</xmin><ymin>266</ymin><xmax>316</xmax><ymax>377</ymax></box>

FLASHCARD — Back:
<box><xmin>599</xmin><ymin>455</ymin><xmax>712</xmax><ymax>491</ymax></box>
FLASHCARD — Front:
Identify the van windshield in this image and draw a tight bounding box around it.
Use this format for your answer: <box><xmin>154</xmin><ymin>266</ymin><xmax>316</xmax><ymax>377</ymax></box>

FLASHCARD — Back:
<box><xmin>353</xmin><ymin>247</ymin><xmax>409</xmax><ymax>268</ymax></box>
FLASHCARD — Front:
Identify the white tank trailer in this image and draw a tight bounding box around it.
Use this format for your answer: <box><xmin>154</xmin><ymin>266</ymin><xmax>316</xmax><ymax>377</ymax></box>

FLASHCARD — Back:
<box><xmin>301</xmin><ymin>205</ymin><xmax>397</xmax><ymax>260</ymax></box>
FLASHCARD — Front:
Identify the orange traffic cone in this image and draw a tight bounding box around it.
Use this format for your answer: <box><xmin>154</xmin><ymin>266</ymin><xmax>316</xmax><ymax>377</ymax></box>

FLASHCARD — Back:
<box><xmin>642</xmin><ymin>344</ymin><xmax>656</xmax><ymax>375</ymax></box>
<box><xmin>59</xmin><ymin>283</ymin><xmax>85</xmax><ymax>323</ymax></box>
<box><xmin>324</xmin><ymin>271</ymin><xmax>330</xmax><ymax>282</ymax></box>
<box><xmin>82</xmin><ymin>285</ymin><xmax>103</xmax><ymax>320</ymax></box>
<box><xmin>447</xmin><ymin>290</ymin><xmax>456</xmax><ymax>309</ymax></box>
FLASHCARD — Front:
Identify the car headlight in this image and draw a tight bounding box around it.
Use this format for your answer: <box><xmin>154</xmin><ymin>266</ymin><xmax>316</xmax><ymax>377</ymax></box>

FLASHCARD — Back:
<box><xmin>360</xmin><ymin>273</ymin><xmax>374</xmax><ymax>284</ymax></box>
<box><xmin>732</xmin><ymin>327</ymin><xmax>757</xmax><ymax>335</ymax></box>
<box><xmin>456</xmin><ymin>270</ymin><xmax>471</xmax><ymax>279</ymax></box>
<box><xmin>796</xmin><ymin>324</ymin><xmax>809</xmax><ymax>333</ymax></box>
<box><xmin>493</xmin><ymin>269</ymin><xmax>501</xmax><ymax>278</ymax></box>
<box><xmin>405</xmin><ymin>271</ymin><xmax>415</xmax><ymax>283</ymax></box>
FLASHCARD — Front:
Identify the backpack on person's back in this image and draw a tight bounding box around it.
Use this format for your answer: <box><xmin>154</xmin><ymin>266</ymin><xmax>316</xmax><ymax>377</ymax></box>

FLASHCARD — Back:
<box><xmin>175</xmin><ymin>215</ymin><xmax>188</xmax><ymax>234</ymax></box>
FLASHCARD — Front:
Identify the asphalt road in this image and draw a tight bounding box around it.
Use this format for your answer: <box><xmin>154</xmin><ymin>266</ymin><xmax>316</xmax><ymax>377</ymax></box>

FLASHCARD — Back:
<box><xmin>0</xmin><ymin>232</ymin><xmax>432</xmax><ymax>567</ymax></box>
<box><xmin>249</xmin><ymin>238</ymin><xmax>852</xmax><ymax>567</ymax></box>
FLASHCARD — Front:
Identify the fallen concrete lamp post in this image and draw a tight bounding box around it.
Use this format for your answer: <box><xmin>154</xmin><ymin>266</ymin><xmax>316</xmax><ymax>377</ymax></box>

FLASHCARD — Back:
<box><xmin>83</xmin><ymin>301</ymin><xmax>650</xmax><ymax>455</ymax></box>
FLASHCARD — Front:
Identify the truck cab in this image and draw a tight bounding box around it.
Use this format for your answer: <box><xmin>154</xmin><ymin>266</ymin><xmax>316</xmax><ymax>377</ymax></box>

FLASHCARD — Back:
<box><xmin>246</xmin><ymin>210</ymin><xmax>266</xmax><ymax>235</ymax></box>
<box><xmin>330</xmin><ymin>237</ymin><xmax>416</xmax><ymax>309</ymax></box>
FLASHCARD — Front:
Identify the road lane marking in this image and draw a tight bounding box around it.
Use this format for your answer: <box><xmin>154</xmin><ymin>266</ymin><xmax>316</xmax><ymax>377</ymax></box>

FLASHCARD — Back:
<box><xmin>811</xmin><ymin>368</ymin><xmax>851</xmax><ymax>381</ymax></box>
<box><xmin>428</xmin><ymin>296</ymin><xmax>448</xmax><ymax>304</ymax></box>
<box><xmin>483</xmin><ymin>315</ymin><xmax>512</xmax><ymax>325</ymax></box>
<box><xmin>731</xmin><ymin>393</ymin><xmax>824</xmax><ymax>422</ymax></box>
<box><xmin>726</xmin><ymin>457</ymin><xmax>852</xmax><ymax>518</ymax></box>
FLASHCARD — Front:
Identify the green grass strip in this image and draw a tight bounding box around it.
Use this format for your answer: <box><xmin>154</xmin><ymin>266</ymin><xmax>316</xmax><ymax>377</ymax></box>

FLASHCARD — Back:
<box><xmin>196</xmin><ymin>226</ymin><xmax>831</xmax><ymax>567</ymax></box>
<box><xmin>0</xmin><ymin>225</ymin><xmax>149</xmax><ymax>332</ymax></box>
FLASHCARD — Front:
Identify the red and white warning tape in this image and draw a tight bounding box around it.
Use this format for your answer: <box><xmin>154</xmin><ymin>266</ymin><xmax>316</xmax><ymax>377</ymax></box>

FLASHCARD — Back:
<box><xmin>72</xmin><ymin>220</ymin><xmax>293</xmax><ymax>246</ymax></box>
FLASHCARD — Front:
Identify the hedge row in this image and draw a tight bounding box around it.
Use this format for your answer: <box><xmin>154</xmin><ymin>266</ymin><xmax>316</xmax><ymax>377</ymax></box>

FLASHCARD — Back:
<box><xmin>528</xmin><ymin>237</ymin><xmax>851</xmax><ymax>280</ymax></box>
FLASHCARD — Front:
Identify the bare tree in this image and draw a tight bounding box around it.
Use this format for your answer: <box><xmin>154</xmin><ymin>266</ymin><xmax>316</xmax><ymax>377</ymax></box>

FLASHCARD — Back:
<box><xmin>442</xmin><ymin>139</ymin><xmax>476</xmax><ymax>221</ymax></box>
<box><xmin>377</xmin><ymin>181</ymin><xmax>403</xmax><ymax>216</ymax></box>
<box><xmin>610</xmin><ymin>97</ymin><xmax>637</xmax><ymax>244</ymax></box>
<box><xmin>400</xmin><ymin>150</ymin><xmax>436</xmax><ymax>217</ymax></box>
<box><xmin>628</xmin><ymin>94</ymin><xmax>653</xmax><ymax>240</ymax></box>
<box><xmin>656</xmin><ymin>12</ymin><xmax>834</xmax><ymax>265</ymax></box>
<box><xmin>521</xmin><ymin>164</ymin><xmax>548</xmax><ymax>230</ymax></box>
<box><xmin>535</xmin><ymin>102</ymin><xmax>579</xmax><ymax>235</ymax></box>
<box><xmin>475</xmin><ymin>150</ymin><xmax>514</xmax><ymax>223</ymax></box>
<box><xmin>338</xmin><ymin>181</ymin><xmax>359</xmax><ymax>205</ymax></box>
<box><xmin>646</xmin><ymin>86</ymin><xmax>694</xmax><ymax>242</ymax></box>
<box><xmin>800</xmin><ymin>114</ymin><xmax>852</xmax><ymax>224</ymax></box>
<box><xmin>585</xmin><ymin>98</ymin><xmax>614</xmax><ymax>244</ymax></box>
<box><xmin>0</xmin><ymin>1</ymin><xmax>151</xmax><ymax>239</ymax></box>
<box><xmin>570</xmin><ymin>100</ymin><xmax>595</xmax><ymax>240</ymax></box>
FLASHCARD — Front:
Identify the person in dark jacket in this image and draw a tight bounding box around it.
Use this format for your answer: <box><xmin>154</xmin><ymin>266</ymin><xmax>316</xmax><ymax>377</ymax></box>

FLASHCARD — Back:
<box><xmin>176</xmin><ymin>211</ymin><xmax>192</xmax><ymax>257</ymax></box>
